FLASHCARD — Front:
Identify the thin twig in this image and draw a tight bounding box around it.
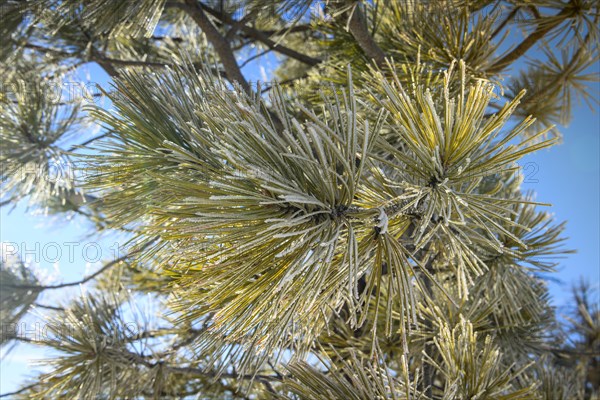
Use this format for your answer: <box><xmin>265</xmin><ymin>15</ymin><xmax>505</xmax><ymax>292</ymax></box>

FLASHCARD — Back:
<box><xmin>33</xmin><ymin>303</ymin><xmax>64</xmax><ymax>311</ymax></box>
<box><xmin>240</xmin><ymin>48</ymin><xmax>273</xmax><ymax>68</ymax></box>
<box><xmin>0</xmin><ymin>382</ymin><xmax>39</xmax><ymax>398</ymax></box>
<box><xmin>3</xmin><ymin>239</ymin><xmax>156</xmax><ymax>291</ymax></box>
<box><xmin>260</xmin><ymin>74</ymin><xmax>309</xmax><ymax>94</ymax></box>
<box><xmin>199</xmin><ymin>4</ymin><xmax>321</xmax><ymax>67</ymax></box>
<box><xmin>67</xmin><ymin>132</ymin><xmax>110</xmax><ymax>152</ymax></box>
<box><xmin>491</xmin><ymin>6</ymin><xmax>521</xmax><ymax>39</ymax></box>
<box><xmin>95</xmin><ymin>57</ymin><xmax>170</xmax><ymax>68</ymax></box>
<box><xmin>3</xmin><ymin>335</ymin><xmax>35</xmax><ymax>343</ymax></box>
<box><xmin>248</xmin><ymin>24</ymin><xmax>312</xmax><ymax>37</ymax></box>
<box><xmin>22</xmin><ymin>42</ymin><xmax>76</xmax><ymax>57</ymax></box>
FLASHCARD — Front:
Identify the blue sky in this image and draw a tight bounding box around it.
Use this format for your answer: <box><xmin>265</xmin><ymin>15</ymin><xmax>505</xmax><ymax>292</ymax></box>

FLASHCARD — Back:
<box><xmin>1</xmin><ymin>28</ymin><xmax>599</xmax><ymax>396</ymax></box>
<box><xmin>520</xmin><ymin>104</ymin><xmax>599</xmax><ymax>304</ymax></box>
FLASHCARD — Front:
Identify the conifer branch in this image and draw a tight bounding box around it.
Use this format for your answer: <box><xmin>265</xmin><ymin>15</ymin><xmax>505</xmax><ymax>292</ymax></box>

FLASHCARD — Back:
<box><xmin>67</xmin><ymin>133</ymin><xmax>111</xmax><ymax>152</ymax></box>
<box><xmin>489</xmin><ymin>3</ymin><xmax>574</xmax><ymax>72</ymax></box>
<box><xmin>246</xmin><ymin>24</ymin><xmax>313</xmax><ymax>37</ymax></box>
<box><xmin>346</xmin><ymin>2</ymin><xmax>386</xmax><ymax>66</ymax></box>
<box><xmin>95</xmin><ymin>58</ymin><xmax>120</xmax><ymax>77</ymax></box>
<box><xmin>3</xmin><ymin>240</ymin><xmax>155</xmax><ymax>291</ymax></box>
<box><xmin>121</xmin><ymin>350</ymin><xmax>281</xmax><ymax>389</ymax></box>
<box><xmin>197</xmin><ymin>4</ymin><xmax>322</xmax><ymax>66</ymax></box>
<box><xmin>491</xmin><ymin>6</ymin><xmax>521</xmax><ymax>39</ymax></box>
<box><xmin>520</xmin><ymin>22</ymin><xmax>596</xmax><ymax>110</ymax></box>
<box><xmin>175</xmin><ymin>0</ymin><xmax>251</xmax><ymax>93</ymax></box>
<box><xmin>0</xmin><ymin>383</ymin><xmax>39</xmax><ymax>398</ymax></box>
<box><xmin>240</xmin><ymin>48</ymin><xmax>273</xmax><ymax>68</ymax></box>
<box><xmin>93</xmin><ymin>57</ymin><xmax>171</xmax><ymax>68</ymax></box>
<box><xmin>21</xmin><ymin>43</ymin><xmax>76</xmax><ymax>58</ymax></box>
<box><xmin>260</xmin><ymin>74</ymin><xmax>309</xmax><ymax>93</ymax></box>
<box><xmin>33</xmin><ymin>303</ymin><xmax>64</xmax><ymax>311</ymax></box>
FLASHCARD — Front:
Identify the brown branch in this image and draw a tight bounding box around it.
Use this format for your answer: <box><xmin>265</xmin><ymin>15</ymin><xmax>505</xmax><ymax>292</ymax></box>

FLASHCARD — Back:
<box><xmin>199</xmin><ymin>4</ymin><xmax>321</xmax><ymax>67</ymax></box>
<box><xmin>3</xmin><ymin>239</ymin><xmax>156</xmax><ymax>291</ymax></box>
<box><xmin>235</xmin><ymin>24</ymin><xmax>321</xmax><ymax>67</ymax></box>
<box><xmin>93</xmin><ymin>53</ymin><xmax>223</xmax><ymax>83</ymax></box>
<box><xmin>167</xmin><ymin>3</ymin><xmax>292</xmax><ymax>133</ymax></box>
<box><xmin>253</xmin><ymin>24</ymin><xmax>313</xmax><ymax>37</ymax></box>
<box><xmin>520</xmin><ymin>26</ymin><xmax>595</xmax><ymax>109</ymax></box>
<box><xmin>346</xmin><ymin>2</ymin><xmax>386</xmax><ymax>66</ymax></box>
<box><xmin>33</xmin><ymin>303</ymin><xmax>64</xmax><ymax>311</ymax></box>
<box><xmin>175</xmin><ymin>0</ymin><xmax>251</xmax><ymax>93</ymax></box>
<box><xmin>3</xmin><ymin>335</ymin><xmax>35</xmax><ymax>344</ymax></box>
<box><xmin>166</xmin><ymin>366</ymin><xmax>277</xmax><ymax>384</ymax></box>
<box><xmin>67</xmin><ymin>132</ymin><xmax>111</xmax><ymax>152</ymax></box>
<box><xmin>151</xmin><ymin>35</ymin><xmax>184</xmax><ymax>43</ymax></box>
<box><xmin>491</xmin><ymin>6</ymin><xmax>521</xmax><ymax>39</ymax></box>
<box><xmin>21</xmin><ymin>42</ymin><xmax>76</xmax><ymax>57</ymax></box>
<box><xmin>489</xmin><ymin>4</ymin><xmax>573</xmax><ymax>73</ymax></box>
<box><xmin>240</xmin><ymin>48</ymin><xmax>273</xmax><ymax>68</ymax></box>
<box><xmin>95</xmin><ymin>57</ymin><xmax>170</xmax><ymax>68</ymax></box>
<box><xmin>526</xmin><ymin>6</ymin><xmax>542</xmax><ymax>20</ymax></box>
<box><xmin>95</xmin><ymin>59</ymin><xmax>120</xmax><ymax>77</ymax></box>
<box><xmin>124</xmin><ymin>350</ymin><xmax>280</xmax><ymax>389</ymax></box>
<box><xmin>125</xmin><ymin>327</ymin><xmax>191</xmax><ymax>342</ymax></box>
<box><xmin>0</xmin><ymin>383</ymin><xmax>39</xmax><ymax>398</ymax></box>
<box><xmin>260</xmin><ymin>74</ymin><xmax>309</xmax><ymax>93</ymax></box>
<box><xmin>20</xmin><ymin>36</ymin><xmax>164</xmax><ymax>79</ymax></box>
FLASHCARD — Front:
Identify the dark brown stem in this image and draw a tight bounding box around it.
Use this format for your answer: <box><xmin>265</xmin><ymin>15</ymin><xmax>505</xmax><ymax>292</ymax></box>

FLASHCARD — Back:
<box><xmin>491</xmin><ymin>6</ymin><xmax>521</xmax><ymax>39</ymax></box>
<box><xmin>22</xmin><ymin>42</ymin><xmax>75</xmax><ymax>57</ymax></box>
<box><xmin>489</xmin><ymin>5</ymin><xmax>573</xmax><ymax>73</ymax></box>
<box><xmin>260</xmin><ymin>74</ymin><xmax>309</xmax><ymax>93</ymax></box>
<box><xmin>521</xmin><ymin>26</ymin><xmax>595</xmax><ymax>109</ymax></box>
<box><xmin>0</xmin><ymin>383</ymin><xmax>39</xmax><ymax>398</ymax></box>
<box><xmin>346</xmin><ymin>2</ymin><xmax>386</xmax><ymax>66</ymax></box>
<box><xmin>235</xmin><ymin>24</ymin><xmax>321</xmax><ymax>67</ymax></box>
<box><xmin>67</xmin><ymin>132</ymin><xmax>111</xmax><ymax>152</ymax></box>
<box><xmin>250</xmin><ymin>24</ymin><xmax>312</xmax><ymax>37</ymax></box>
<box><xmin>178</xmin><ymin>0</ymin><xmax>251</xmax><ymax>93</ymax></box>
<box><xmin>419</xmin><ymin>254</ymin><xmax>438</xmax><ymax>398</ymax></box>
<box><xmin>95</xmin><ymin>57</ymin><xmax>170</xmax><ymax>68</ymax></box>
<box><xmin>199</xmin><ymin>4</ymin><xmax>321</xmax><ymax>67</ymax></box>
<box><xmin>166</xmin><ymin>366</ymin><xmax>277</xmax><ymax>383</ymax></box>
<box><xmin>96</xmin><ymin>59</ymin><xmax>120</xmax><ymax>77</ymax></box>
<box><xmin>33</xmin><ymin>303</ymin><xmax>64</xmax><ymax>311</ymax></box>
<box><xmin>3</xmin><ymin>239</ymin><xmax>156</xmax><ymax>291</ymax></box>
<box><xmin>240</xmin><ymin>48</ymin><xmax>272</xmax><ymax>68</ymax></box>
